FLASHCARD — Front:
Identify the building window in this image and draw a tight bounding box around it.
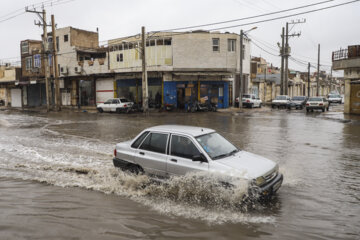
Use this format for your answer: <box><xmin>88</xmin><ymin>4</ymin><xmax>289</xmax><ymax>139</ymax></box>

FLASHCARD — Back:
<box><xmin>56</xmin><ymin>36</ymin><xmax>59</xmax><ymax>51</ymax></box>
<box><xmin>212</xmin><ymin>38</ymin><xmax>220</xmax><ymax>52</ymax></box>
<box><xmin>164</xmin><ymin>39</ymin><xmax>172</xmax><ymax>45</ymax></box>
<box><xmin>34</xmin><ymin>54</ymin><xmax>41</xmax><ymax>68</ymax></box>
<box><xmin>242</xmin><ymin>45</ymin><xmax>245</xmax><ymax>60</ymax></box>
<box><xmin>48</xmin><ymin>54</ymin><xmax>52</xmax><ymax>66</ymax></box>
<box><xmin>21</xmin><ymin>42</ymin><xmax>29</xmax><ymax>54</ymax></box>
<box><xmin>64</xmin><ymin>34</ymin><xmax>68</xmax><ymax>42</ymax></box>
<box><xmin>117</xmin><ymin>53</ymin><xmax>123</xmax><ymax>62</ymax></box>
<box><xmin>228</xmin><ymin>39</ymin><xmax>236</xmax><ymax>52</ymax></box>
<box><xmin>25</xmin><ymin>56</ymin><xmax>32</xmax><ymax>70</ymax></box>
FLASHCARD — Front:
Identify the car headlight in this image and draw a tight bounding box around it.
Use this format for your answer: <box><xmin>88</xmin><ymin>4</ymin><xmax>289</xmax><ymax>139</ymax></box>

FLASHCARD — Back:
<box><xmin>255</xmin><ymin>176</ymin><xmax>265</xmax><ymax>186</ymax></box>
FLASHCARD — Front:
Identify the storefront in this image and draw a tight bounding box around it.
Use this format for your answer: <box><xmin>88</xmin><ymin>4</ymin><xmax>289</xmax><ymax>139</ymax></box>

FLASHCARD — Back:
<box><xmin>164</xmin><ymin>80</ymin><xmax>229</xmax><ymax>109</ymax></box>
<box><xmin>116</xmin><ymin>78</ymin><xmax>162</xmax><ymax>105</ymax></box>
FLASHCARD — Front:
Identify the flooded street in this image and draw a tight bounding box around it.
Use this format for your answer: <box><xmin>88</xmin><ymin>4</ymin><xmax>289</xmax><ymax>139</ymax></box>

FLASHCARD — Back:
<box><xmin>0</xmin><ymin>108</ymin><xmax>359</xmax><ymax>240</ymax></box>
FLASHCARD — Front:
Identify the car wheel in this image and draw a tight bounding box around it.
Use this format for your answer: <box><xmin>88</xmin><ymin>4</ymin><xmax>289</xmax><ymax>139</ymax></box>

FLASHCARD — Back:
<box><xmin>311</xmin><ymin>109</ymin><xmax>314</xmax><ymax>112</ymax></box>
<box><xmin>250</xmin><ymin>104</ymin><xmax>253</xmax><ymax>109</ymax></box>
<box><xmin>306</xmin><ymin>108</ymin><xmax>309</xmax><ymax>112</ymax></box>
<box><xmin>259</xmin><ymin>103</ymin><xmax>262</xmax><ymax>108</ymax></box>
<box><xmin>97</xmin><ymin>108</ymin><xmax>103</xmax><ymax>113</ymax></box>
<box><xmin>271</xmin><ymin>105</ymin><xmax>275</xmax><ymax>109</ymax></box>
<box><xmin>322</xmin><ymin>108</ymin><xmax>325</xmax><ymax>112</ymax></box>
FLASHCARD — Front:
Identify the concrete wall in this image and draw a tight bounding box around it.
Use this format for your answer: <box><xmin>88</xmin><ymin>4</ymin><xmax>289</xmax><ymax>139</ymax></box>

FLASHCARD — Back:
<box><xmin>172</xmin><ymin>32</ymin><xmax>250</xmax><ymax>74</ymax></box>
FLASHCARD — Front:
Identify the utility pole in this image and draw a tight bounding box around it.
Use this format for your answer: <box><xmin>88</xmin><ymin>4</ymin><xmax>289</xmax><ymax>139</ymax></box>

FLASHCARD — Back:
<box><xmin>285</xmin><ymin>23</ymin><xmax>289</xmax><ymax>95</ymax></box>
<box><xmin>51</xmin><ymin>14</ymin><xmax>60</xmax><ymax>111</ymax></box>
<box><xmin>280</xmin><ymin>27</ymin><xmax>285</xmax><ymax>95</ymax></box>
<box><xmin>239</xmin><ymin>29</ymin><xmax>244</xmax><ymax>108</ymax></box>
<box><xmin>26</xmin><ymin>7</ymin><xmax>52</xmax><ymax>111</ymax></box>
<box><xmin>308</xmin><ymin>62</ymin><xmax>310</xmax><ymax>97</ymax></box>
<box><xmin>316</xmin><ymin>44</ymin><xmax>320</xmax><ymax>96</ymax></box>
<box><xmin>284</xmin><ymin>19</ymin><xmax>305</xmax><ymax>96</ymax></box>
<box><xmin>141</xmin><ymin>26</ymin><xmax>148</xmax><ymax>113</ymax></box>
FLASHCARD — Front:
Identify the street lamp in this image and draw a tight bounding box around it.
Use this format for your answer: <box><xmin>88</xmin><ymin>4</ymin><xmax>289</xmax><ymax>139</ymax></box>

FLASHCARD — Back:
<box><xmin>239</xmin><ymin>26</ymin><xmax>257</xmax><ymax>108</ymax></box>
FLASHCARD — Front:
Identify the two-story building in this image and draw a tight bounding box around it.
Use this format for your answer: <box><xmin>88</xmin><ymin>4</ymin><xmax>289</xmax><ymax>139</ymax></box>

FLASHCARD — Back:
<box><xmin>108</xmin><ymin>30</ymin><xmax>251</xmax><ymax>109</ymax></box>
<box><xmin>332</xmin><ymin>45</ymin><xmax>360</xmax><ymax>114</ymax></box>
<box><xmin>20</xmin><ymin>39</ymin><xmax>54</xmax><ymax>107</ymax></box>
<box><xmin>49</xmin><ymin>27</ymin><xmax>111</xmax><ymax>107</ymax></box>
<box><xmin>0</xmin><ymin>64</ymin><xmax>22</xmax><ymax>107</ymax></box>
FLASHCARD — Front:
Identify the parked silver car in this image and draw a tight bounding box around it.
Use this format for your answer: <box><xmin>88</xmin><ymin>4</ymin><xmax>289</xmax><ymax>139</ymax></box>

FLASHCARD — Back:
<box><xmin>113</xmin><ymin>125</ymin><xmax>283</xmax><ymax>198</ymax></box>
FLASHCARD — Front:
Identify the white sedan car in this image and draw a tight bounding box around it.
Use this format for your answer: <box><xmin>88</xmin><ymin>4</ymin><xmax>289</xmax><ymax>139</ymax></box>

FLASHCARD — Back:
<box><xmin>113</xmin><ymin>125</ymin><xmax>283</xmax><ymax>198</ymax></box>
<box><xmin>97</xmin><ymin>98</ymin><xmax>134</xmax><ymax>113</ymax></box>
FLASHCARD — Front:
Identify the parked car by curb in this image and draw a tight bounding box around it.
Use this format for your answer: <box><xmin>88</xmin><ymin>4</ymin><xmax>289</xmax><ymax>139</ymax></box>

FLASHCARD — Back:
<box><xmin>97</xmin><ymin>98</ymin><xmax>134</xmax><ymax>113</ymax></box>
<box><xmin>327</xmin><ymin>94</ymin><xmax>342</xmax><ymax>104</ymax></box>
<box><xmin>306</xmin><ymin>97</ymin><xmax>329</xmax><ymax>112</ymax></box>
<box><xmin>287</xmin><ymin>96</ymin><xmax>308</xmax><ymax>110</ymax></box>
<box><xmin>272</xmin><ymin>95</ymin><xmax>291</xmax><ymax>109</ymax></box>
<box><xmin>113</xmin><ymin>125</ymin><xmax>283</xmax><ymax>199</ymax></box>
<box><xmin>239</xmin><ymin>94</ymin><xmax>262</xmax><ymax>108</ymax></box>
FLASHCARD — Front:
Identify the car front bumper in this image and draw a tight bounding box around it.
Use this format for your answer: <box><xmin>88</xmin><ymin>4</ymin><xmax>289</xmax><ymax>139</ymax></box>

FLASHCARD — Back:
<box><xmin>257</xmin><ymin>173</ymin><xmax>283</xmax><ymax>197</ymax></box>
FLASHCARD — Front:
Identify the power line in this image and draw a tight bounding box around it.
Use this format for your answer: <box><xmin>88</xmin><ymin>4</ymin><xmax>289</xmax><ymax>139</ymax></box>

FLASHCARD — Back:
<box><xmin>154</xmin><ymin>0</ymin><xmax>335</xmax><ymax>32</ymax></box>
<box><xmin>0</xmin><ymin>0</ymin><xmax>75</xmax><ymax>24</ymax></box>
<box><xmin>206</xmin><ymin>0</ymin><xmax>359</xmax><ymax>31</ymax></box>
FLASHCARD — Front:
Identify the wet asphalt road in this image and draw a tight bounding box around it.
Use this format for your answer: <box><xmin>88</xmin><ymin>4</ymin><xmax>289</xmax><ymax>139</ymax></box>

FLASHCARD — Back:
<box><xmin>0</xmin><ymin>105</ymin><xmax>359</xmax><ymax>240</ymax></box>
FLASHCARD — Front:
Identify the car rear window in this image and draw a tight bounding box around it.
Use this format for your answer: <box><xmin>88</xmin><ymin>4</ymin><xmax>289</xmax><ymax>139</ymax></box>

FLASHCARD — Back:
<box><xmin>275</xmin><ymin>96</ymin><xmax>287</xmax><ymax>100</ymax></box>
<box><xmin>243</xmin><ymin>95</ymin><xmax>251</xmax><ymax>98</ymax></box>
<box><xmin>131</xmin><ymin>131</ymin><xmax>149</xmax><ymax>148</ymax></box>
<box><xmin>120</xmin><ymin>98</ymin><xmax>129</xmax><ymax>102</ymax></box>
<box><xmin>292</xmin><ymin>97</ymin><xmax>305</xmax><ymax>101</ymax></box>
<box><xmin>308</xmin><ymin>98</ymin><xmax>322</xmax><ymax>101</ymax></box>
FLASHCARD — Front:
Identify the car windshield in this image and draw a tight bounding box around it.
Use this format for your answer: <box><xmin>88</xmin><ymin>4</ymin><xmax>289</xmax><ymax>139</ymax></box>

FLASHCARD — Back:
<box><xmin>292</xmin><ymin>96</ymin><xmax>305</xmax><ymax>101</ymax></box>
<box><xmin>275</xmin><ymin>96</ymin><xmax>287</xmax><ymax>100</ymax></box>
<box><xmin>329</xmin><ymin>95</ymin><xmax>340</xmax><ymax>98</ymax></box>
<box><xmin>196</xmin><ymin>132</ymin><xmax>239</xmax><ymax>160</ymax></box>
<box><xmin>120</xmin><ymin>98</ymin><xmax>129</xmax><ymax>102</ymax></box>
<box><xmin>308</xmin><ymin>97</ymin><xmax>323</xmax><ymax>102</ymax></box>
<box><xmin>243</xmin><ymin>94</ymin><xmax>251</xmax><ymax>98</ymax></box>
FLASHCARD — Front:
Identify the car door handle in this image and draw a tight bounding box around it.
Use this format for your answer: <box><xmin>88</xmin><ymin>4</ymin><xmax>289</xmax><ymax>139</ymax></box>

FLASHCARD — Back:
<box><xmin>139</xmin><ymin>152</ymin><xmax>145</xmax><ymax>155</ymax></box>
<box><xmin>170</xmin><ymin>159</ymin><xmax>177</xmax><ymax>163</ymax></box>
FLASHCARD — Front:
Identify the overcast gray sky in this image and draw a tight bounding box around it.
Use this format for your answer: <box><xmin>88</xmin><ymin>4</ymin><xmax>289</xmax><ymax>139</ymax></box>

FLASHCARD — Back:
<box><xmin>1</xmin><ymin>0</ymin><xmax>360</xmax><ymax>76</ymax></box>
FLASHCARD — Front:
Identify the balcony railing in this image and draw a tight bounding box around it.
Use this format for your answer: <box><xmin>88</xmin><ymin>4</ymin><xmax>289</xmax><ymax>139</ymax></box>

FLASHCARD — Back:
<box><xmin>332</xmin><ymin>45</ymin><xmax>360</xmax><ymax>61</ymax></box>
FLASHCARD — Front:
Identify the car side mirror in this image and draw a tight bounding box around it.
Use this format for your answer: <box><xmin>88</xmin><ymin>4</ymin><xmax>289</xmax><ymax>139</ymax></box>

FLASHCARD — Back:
<box><xmin>192</xmin><ymin>154</ymin><xmax>208</xmax><ymax>163</ymax></box>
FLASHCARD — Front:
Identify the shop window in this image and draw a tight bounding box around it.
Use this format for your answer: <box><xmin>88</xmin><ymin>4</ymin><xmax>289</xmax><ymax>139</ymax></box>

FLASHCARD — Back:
<box><xmin>64</xmin><ymin>34</ymin><xmax>68</xmax><ymax>42</ymax></box>
<box><xmin>219</xmin><ymin>87</ymin><xmax>224</xmax><ymax>97</ymax></box>
<box><xmin>150</xmin><ymin>40</ymin><xmax>156</xmax><ymax>46</ymax></box>
<box><xmin>213</xmin><ymin>38</ymin><xmax>220</xmax><ymax>52</ymax></box>
<box><xmin>157</xmin><ymin>39</ymin><xmax>164</xmax><ymax>46</ymax></box>
<box><xmin>124</xmin><ymin>43</ymin><xmax>129</xmax><ymax>50</ymax></box>
<box><xmin>129</xmin><ymin>43</ymin><xmax>133</xmax><ymax>49</ymax></box>
<box><xmin>228</xmin><ymin>39</ymin><xmax>236</xmax><ymax>52</ymax></box>
<box><xmin>119</xmin><ymin>44</ymin><xmax>123</xmax><ymax>51</ymax></box>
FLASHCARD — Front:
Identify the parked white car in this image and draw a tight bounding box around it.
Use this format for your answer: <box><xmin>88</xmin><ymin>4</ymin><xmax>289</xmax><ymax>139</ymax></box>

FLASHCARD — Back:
<box><xmin>113</xmin><ymin>125</ymin><xmax>283</xmax><ymax>198</ymax></box>
<box><xmin>97</xmin><ymin>98</ymin><xmax>134</xmax><ymax>113</ymax></box>
<box><xmin>327</xmin><ymin>94</ymin><xmax>342</xmax><ymax>104</ymax></box>
<box><xmin>271</xmin><ymin>95</ymin><xmax>291</xmax><ymax>109</ymax></box>
<box><xmin>241</xmin><ymin>94</ymin><xmax>262</xmax><ymax>108</ymax></box>
<box><xmin>306</xmin><ymin>97</ymin><xmax>330</xmax><ymax>112</ymax></box>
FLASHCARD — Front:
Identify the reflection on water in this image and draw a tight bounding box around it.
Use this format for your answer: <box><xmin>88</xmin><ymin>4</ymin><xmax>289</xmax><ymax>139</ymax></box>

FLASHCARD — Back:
<box><xmin>0</xmin><ymin>110</ymin><xmax>359</xmax><ymax>239</ymax></box>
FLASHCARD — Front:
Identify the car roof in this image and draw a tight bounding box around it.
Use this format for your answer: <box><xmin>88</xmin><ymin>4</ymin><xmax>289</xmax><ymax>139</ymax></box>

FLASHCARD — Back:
<box><xmin>146</xmin><ymin>125</ymin><xmax>215</xmax><ymax>137</ymax></box>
